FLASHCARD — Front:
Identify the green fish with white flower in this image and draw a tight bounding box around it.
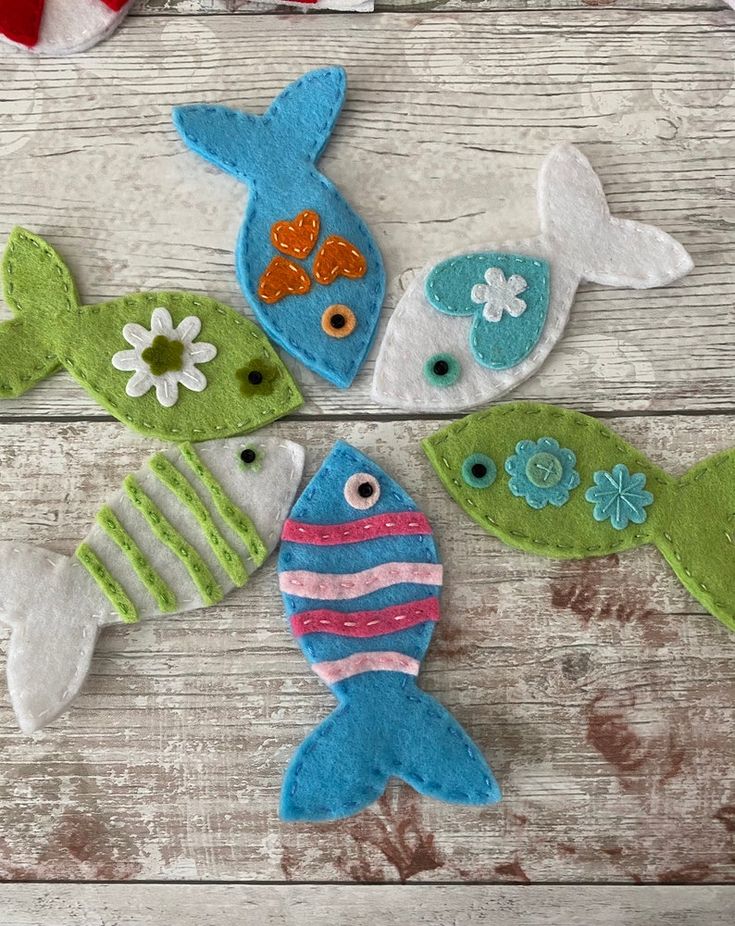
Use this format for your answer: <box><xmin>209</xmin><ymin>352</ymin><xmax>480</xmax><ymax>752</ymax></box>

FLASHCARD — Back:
<box><xmin>423</xmin><ymin>402</ymin><xmax>735</xmax><ymax>633</ymax></box>
<box><xmin>0</xmin><ymin>228</ymin><xmax>302</xmax><ymax>441</ymax></box>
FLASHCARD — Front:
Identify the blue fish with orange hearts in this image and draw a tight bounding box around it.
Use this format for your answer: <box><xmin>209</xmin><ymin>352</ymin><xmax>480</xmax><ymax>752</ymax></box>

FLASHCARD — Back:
<box><xmin>277</xmin><ymin>441</ymin><xmax>501</xmax><ymax>822</ymax></box>
<box><xmin>173</xmin><ymin>67</ymin><xmax>385</xmax><ymax>389</ymax></box>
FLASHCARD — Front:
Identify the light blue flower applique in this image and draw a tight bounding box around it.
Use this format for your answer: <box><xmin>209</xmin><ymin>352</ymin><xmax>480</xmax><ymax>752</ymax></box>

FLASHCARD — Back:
<box><xmin>585</xmin><ymin>464</ymin><xmax>653</xmax><ymax>531</ymax></box>
<box><xmin>504</xmin><ymin>437</ymin><xmax>580</xmax><ymax>509</ymax></box>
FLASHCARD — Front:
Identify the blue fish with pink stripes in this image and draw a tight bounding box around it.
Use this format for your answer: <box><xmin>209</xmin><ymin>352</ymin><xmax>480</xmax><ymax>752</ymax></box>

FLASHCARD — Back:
<box><xmin>278</xmin><ymin>441</ymin><xmax>501</xmax><ymax>821</ymax></box>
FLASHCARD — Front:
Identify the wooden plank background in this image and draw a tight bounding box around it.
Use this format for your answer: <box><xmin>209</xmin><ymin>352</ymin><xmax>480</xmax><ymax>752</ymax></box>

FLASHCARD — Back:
<box><xmin>0</xmin><ymin>0</ymin><xmax>734</xmax><ymax>920</ymax></box>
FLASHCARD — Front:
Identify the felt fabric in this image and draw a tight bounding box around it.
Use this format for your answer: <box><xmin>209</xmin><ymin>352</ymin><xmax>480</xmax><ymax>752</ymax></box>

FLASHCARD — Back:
<box><xmin>0</xmin><ymin>228</ymin><xmax>303</xmax><ymax>442</ymax></box>
<box><xmin>0</xmin><ymin>436</ymin><xmax>305</xmax><ymax>733</ymax></box>
<box><xmin>278</xmin><ymin>440</ymin><xmax>500</xmax><ymax>822</ymax></box>
<box><xmin>0</xmin><ymin>0</ymin><xmax>133</xmax><ymax>55</ymax></box>
<box><xmin>172</xmin><ymin>67</ymin><xmax>386</xmax><ymax>389</ymax></box>
<box><xmin>372</xmin><ymin>144</ymin><xmax>693</xmax><ymax>412</ymax></box>
<box><xmin>423</xmin><ymin>402</ymin><xmax>735</xmax><ymax>634</ymax></box>
<box><xmin>426</xmin><ymin>253</ymin><xmax>550</xmax><ymax>370</ymax></box>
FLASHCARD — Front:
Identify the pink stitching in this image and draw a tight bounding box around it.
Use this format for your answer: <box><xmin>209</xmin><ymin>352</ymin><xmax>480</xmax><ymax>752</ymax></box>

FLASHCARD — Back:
<box><xmin>291</xmin><ymin>598</ymin><xmax>440</xmax><ymax>639</ymax></box>
<box><xmin>312</xmin><ymin>651</ymin><xmax>421</xmax><ymax>684</ymax></box>
<box><xmin>279</xmin><ymin>561</ymin><xmax>443</xmax><ymax>600</ymax></box>
<box><xmin>281</xmin><ymin>512</ymin><xmax>432</xmax><ymax>546</ymax></box>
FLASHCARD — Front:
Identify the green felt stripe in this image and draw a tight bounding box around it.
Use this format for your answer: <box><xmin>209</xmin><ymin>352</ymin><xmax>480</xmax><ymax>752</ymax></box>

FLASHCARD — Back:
<box><xmin>97</xmin><ymin>505</ymin><xmax>177</xmax><ymax>613</ymax></box>
<box><xmin>123</xmin><ymin>475</ymin><xmax>222</xmax><ymax>607</ymax></box>
<box><xmin>149</xmin><ymin>453</ymin><xmax>249</xmax><ymax>588</ymax></box>
<box><xmin>76</xmin><ymin>542</ymin><xmax>139</xmax><ymax>625</ymax></box>
<box><xmin>179</xmin><ymin>443</ymin><xmax>268</xmax><ymax>566</ymax></box>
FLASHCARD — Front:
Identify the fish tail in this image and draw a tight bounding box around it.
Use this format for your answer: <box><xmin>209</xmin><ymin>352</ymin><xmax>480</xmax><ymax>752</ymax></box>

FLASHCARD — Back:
<box><xmin>0</xmin><ymin>227</ymin><xmax>79</xmax><ymax>397</ymax></box>
<box><xmin>280</xmin><ymin>671</ymin><xmax>500</xmax><ymax>822</ymax></box>
<box><xmin>538</xmin><ymin>144</ymin><xmax>692</xmax><ymax>287</ymax></box>
<box><xmin>653</xmin><ymin>451</ymin><xmax>735</xmax><ymax>632</ymax></box>
<box><xmin>0</xmin><ymin>542</ymin><xmax>99</xmax><ymax>733</ymax></box>
<box><xmin>172</xmin><ymin>67</ymin><xmax>346</xmax><ymax>181</ymax></box>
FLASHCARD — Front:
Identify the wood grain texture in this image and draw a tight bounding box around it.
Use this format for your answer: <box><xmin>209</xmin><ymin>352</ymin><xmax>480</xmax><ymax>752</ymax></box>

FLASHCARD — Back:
<box><xmin>0</xmin><ymin>417</ymin><xmax>734</xmax><ymax>883</ymax></box>
<box><xmin>0</xmin><ymin>11</ymin><xmax>733</xmax><ymax>417</ymax></box>
<box><xmin>0</xmin><ymin>2</ymin><xmax>733</xmax><ymax>907</ymax></box>
<box><xmin>2</xmin><ymin>885</ymin><xmax>735</xmax><ymax>924</ymax></box>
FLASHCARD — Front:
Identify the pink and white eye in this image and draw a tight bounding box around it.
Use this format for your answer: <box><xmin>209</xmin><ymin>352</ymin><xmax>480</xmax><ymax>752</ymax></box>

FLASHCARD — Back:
<box><xmin>344</xmin><ymin>472</ymin><xmax>381</xmax><ymax>510</ymax></box>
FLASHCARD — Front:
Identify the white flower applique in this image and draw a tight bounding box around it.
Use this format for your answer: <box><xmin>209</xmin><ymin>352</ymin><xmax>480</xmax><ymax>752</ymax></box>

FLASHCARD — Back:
<box><xmin>112</xmin><ymin>307</ymin><xmax>217</xmax><ymax>408</ymax></box>
<box><xmin>471</xmin><ymin>267</ymin><xmax>528</xmax><ymax>323</ymax></box>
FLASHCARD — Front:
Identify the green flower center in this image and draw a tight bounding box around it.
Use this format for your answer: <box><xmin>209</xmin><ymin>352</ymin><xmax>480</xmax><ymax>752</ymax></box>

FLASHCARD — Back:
<box><xmin>142</xmin><ymin>335</ymin><xmax>184</xmax><ymax>376</ymax></box>
<box><xmin>525</xmin><ymin>451</ymin><xmax>563</xmax><ymax>488</ymax></box>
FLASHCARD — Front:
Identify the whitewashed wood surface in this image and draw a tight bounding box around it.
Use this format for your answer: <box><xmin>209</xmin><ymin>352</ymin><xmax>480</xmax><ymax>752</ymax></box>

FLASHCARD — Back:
<box><xmin>0</xmin><ymin>2</ymin><xmax>734</xmax><ymax>921</ymax></box>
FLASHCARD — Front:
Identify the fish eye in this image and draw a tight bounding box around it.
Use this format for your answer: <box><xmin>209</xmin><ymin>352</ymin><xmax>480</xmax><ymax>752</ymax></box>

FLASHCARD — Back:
<box><xmin>236</xmin><ymin>361</ymin><xmax>278</xmax><ymax>396</ymax></box>
<box><xmin>239</xmin><ymin>446</ymin><xmax>261</xmax><ymax>470</ymax></box>
<box><xmin>344</xmin><ymin>472</ymin><xmax>380</xmax><ymax>510</ymax></box>
<box><xmin>424</xmin><ymin>353</ymin><xmax>460</xmax><ymax>387</ymax></box>
<box><xmin>461</xmin><ymin>453</ymin><xmax>497</xmax><ymax>489</ymax></box>
<box><xmin>322</xmin><ymin>304</ymin><xmax>357</xmax><ymax>339</ymax></box>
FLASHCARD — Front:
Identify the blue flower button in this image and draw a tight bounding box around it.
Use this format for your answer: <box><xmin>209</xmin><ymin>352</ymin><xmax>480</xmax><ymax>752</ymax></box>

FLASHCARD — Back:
<box><xmin>585</xmin><ymin>464</ymin><xmax>653</xmax><ymax>531</ymax></box>
<box><xmin>505</xmin><ymin>437</ymin><xmax>580</xmax><ymax>509</ymax></box>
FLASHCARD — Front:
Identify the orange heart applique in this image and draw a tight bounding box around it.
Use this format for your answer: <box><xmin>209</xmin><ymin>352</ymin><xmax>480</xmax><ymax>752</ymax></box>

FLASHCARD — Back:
<box><xmin>271</xmin><ymin>210</ymin><xmax>321</xmax><ymax>260</ymax></box>
<box><xmin>313</xmin><ymin>236</ymin><xmax>368</xmax><ymax>286</ymax></box>
<box><xmin>258</xmin><ymin>256</ymin><xmax>311</xmax><ymax>305</ymax></box>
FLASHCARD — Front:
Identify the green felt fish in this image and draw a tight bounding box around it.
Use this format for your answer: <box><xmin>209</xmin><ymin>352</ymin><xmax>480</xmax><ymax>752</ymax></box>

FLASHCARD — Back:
<box><xmin>0</xmin><ymin>228</ymin><xmax>302</xmax><ymax>441</ymax></box>
<box><xmin>423</xmin><ymin>402</ymin><xmax>735</xmax><ymax>632</ymax></box>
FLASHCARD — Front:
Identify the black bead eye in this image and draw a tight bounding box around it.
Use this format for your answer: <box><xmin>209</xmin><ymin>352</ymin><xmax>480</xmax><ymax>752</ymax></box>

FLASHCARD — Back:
<box><xmin>239</xmin><ymin>446</ymin><xmax>260</xmax><ymax>470</ymax></box>
<box><xmin>461</xmin><ymin>453</ymin><xmax>497</xmax><ymax>489</ymax></box>
<box><xmin>344</xmin><ymin>472</ymin><xmax>381</xmax><ymax>510</ymax></box>
<box><xmin>424</xmin><ymin>353</ymin><xmax>460</xmax><ymax>387</ymax></box>
<box><xmin>248</xmin><ymin>370</ymin><xmax>263</xmax><ymax>385</ymax></box>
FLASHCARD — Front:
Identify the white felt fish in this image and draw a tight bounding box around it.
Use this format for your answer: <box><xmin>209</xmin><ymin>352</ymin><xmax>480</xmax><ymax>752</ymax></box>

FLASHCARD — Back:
<box><xmin>372</xmin><ymin>144</ymin><xmax>693</xmax><ymax>412</ymax></box>
<box><xmin>0</xmin><ymin>435</ymin><xmax>304</xmax><ymax>733</ymax></box>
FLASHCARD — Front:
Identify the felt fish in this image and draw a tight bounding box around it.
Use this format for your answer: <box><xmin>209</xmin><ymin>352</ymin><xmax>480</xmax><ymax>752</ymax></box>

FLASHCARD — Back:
<box><xmin>373</xmin><ymin>144</ymin><xmax>693</xmax><ymax>411</ymax></box>
<box><xmin>423</xmin><ymin>402</ymin><xmax>735</xmax><ymax>633</ymax></box>
<box><xmin>0</xmin><ymin>435</ymin><xmax>305</xmax><ymax>733</ymax></box>
<box><xmin>0</xmin><ymin>0</ymin><xmax>132</xmax><ymax>55</ymax></box>
<box><xmin>173</xmin><ymin>67</ymin><xmax>385</xmax><ymax>389</ymax></box>
<box><xmin>0</xmin><ymin>228</ymin><xmax>302</xmax><ymax>442</ymax></box>
<box><xmin>278</xmin><ymin>441</ymin><xmax>501</xmax><ymax>822</ymax></box>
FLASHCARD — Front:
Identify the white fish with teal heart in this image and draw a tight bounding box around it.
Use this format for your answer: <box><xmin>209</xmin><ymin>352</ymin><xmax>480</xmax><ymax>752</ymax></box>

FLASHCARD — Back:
<box><xmin>0</xmin><ymin>435</ymin><xmax>304</xmax><ymax>733</ymax></box>
<box><xmin>372</xmin><ymin>144</ymin><xmax>693</xmax><ymax>412</ymax></box>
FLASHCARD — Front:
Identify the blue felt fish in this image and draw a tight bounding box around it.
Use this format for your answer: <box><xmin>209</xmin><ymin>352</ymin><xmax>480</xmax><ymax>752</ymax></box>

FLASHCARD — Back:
<box><xmin>173</xmin><ymin>67</ymin><xmax>385</xmax><ymax>389</ymax></box>
<box><xmin>278</xmin><ymin>441</ymin><xmax>501</xmax><ymax>822</ymax></box>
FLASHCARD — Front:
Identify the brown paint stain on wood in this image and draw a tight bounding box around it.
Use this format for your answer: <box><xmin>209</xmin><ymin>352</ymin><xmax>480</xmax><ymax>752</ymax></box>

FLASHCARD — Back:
<box><xmin>281</xmin><ymin>789</ymin><xmax>444</xmax><ymax>883</ymax></box>
<box><xmin>557</xmin><ymin>842</ymin><xmax>577</xmax><ymax>855</ymax></box>
<box><xmin>494</xmin><ymin>857</ymin><xmax>531</xmax><ymax>883</ymax></box>
<box><xmin>657</xmin><ymin>862</ymin><xmax>713</xmax><ymax>883</ymax></box>
<box><xmin>714</xmin><ymin>806</ymin><xmax>735</xmax><ymax>833</ymax></box>
<box><xmin>585</xmin><ymin>691</ymin><xmax>686</xmax><ymax>789</ymax></box>
<box><xmin>550</xmin><ymin>557</ymin><xmax>677</xmax><ymax>645</ymax></box>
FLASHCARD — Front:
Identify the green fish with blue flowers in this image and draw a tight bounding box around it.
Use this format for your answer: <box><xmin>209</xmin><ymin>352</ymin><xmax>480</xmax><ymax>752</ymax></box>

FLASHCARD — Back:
<box><xmin>423</xmin><ymin>402</ymin><xmax>735</xmax><ymax>632</ymax></box>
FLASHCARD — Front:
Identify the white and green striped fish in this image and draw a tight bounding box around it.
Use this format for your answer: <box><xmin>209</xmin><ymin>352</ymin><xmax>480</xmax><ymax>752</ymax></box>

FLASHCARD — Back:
<box><xmin>0</xmin><ymin>435</ymin><xmax>305</xmax><ymax>733</ymax></box>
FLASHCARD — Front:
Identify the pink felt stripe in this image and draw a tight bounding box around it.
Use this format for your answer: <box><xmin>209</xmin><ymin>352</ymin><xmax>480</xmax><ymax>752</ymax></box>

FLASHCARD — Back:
<box><xmin>291</xmin><ymin>597</ymin><xmax>441</xmax><ymax>639</ymax></box>
<box><xmin>312</xmin><ymin>651</ymin><xmax>421</xmax><ymax>684</ymax></box>
<box><xmin>281</xmin><ymin>512</ymin><xmax>432</xmax><ymax>546</ymax></box>
<box><xmin>280</xmin><ymin>561</ymin><xmax>443</xmax><ymax>601</ymax></box>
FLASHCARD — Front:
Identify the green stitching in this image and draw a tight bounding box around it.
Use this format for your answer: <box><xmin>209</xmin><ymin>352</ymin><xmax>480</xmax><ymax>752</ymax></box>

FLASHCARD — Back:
<box><xmin>149</xmin><ymin>453</ymin><xmax>249</xmax><ymax>588</ymax></box>
<box><xmin>97</xmin><ymin>505</ymin><xmax>177</xmax><ymax>613</ymax></box>
<box><xmin>76</xmin><ymin>542</ymin><xmax>139</xmax><ymax>625</ymax></box>
<box><xmin>124</xmin><ymin>475</ymin><xmax>222</xmax><ymax>607</ymax></box>
<box><xmin>179</xmin><ymin>443</ymin><xmax>268</xmax><ymax>567</ymax></box>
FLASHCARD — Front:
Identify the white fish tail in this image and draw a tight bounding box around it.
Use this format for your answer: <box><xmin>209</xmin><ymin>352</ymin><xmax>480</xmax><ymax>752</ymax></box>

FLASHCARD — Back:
<box><xmin>538</xmin><ymin>144</ymin><xmax>693</xmax><ymax>287</ymax></box>
<box><xmin>0</xmin><ymin>543</ymin><xmax>99</xmax><ymax>733</ymax></box>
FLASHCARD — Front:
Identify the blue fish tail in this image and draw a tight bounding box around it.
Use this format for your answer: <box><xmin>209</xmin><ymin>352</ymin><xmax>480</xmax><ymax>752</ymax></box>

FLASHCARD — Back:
<box><xmin>172</xmin><ymin>67</ymin><xmax>346</xmax><ymax>181</ymax></box>
<box><xmin>280</xmin><ymin>673</ymin><xmax>501</xmax><ymax>822</ymax></box>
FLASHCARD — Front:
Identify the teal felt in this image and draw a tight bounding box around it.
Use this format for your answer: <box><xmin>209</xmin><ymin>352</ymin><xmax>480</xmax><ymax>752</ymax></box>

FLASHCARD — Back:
<box><xmin>425</xmin><ymin>252</ymin><xmax>550</xmax><ymax>370</ymax></box>
<box><xmin>172</xmin><ymin>67</ymin><xmax>386</xmax><ymax>389</ymax></box>
<box><xmin>280</xmin><ymin>672</ymin><xmax>501</xmax><ymax>822</ymax></box>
